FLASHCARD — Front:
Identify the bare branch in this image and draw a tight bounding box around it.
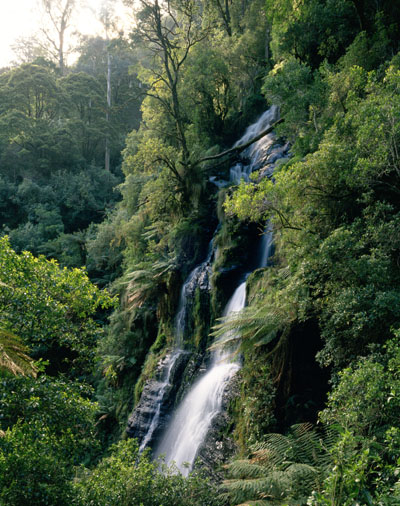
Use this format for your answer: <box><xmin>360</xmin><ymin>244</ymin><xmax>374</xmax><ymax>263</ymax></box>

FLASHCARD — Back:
<box><xmin>193</xmin><ymin>118</ymin><xmax>284</xmax><ymax>167</ymax></box>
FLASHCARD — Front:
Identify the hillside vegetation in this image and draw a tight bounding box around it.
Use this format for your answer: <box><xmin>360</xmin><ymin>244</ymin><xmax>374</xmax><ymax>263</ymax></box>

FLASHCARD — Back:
<box><xmin>1</xmin><ymin>0</ymin><xmax>400</xmax><ymax>504</ymax></box>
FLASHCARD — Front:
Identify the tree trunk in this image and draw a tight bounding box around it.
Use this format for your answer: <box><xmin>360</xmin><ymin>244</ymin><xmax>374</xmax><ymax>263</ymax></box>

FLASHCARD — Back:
<box><xmin>265</xmin><ymin>24</ymin><xmax>270</xmax><ymax>63</ymax></box>
<box><xmin>58</xmin><ymin>17</ymin><xmax>65</xmax><ymax>74</ymax></box>
<box><xmin>105</xmin><ymin>49</ymin><xmax>111</xmax><ymax>171</ymax></box>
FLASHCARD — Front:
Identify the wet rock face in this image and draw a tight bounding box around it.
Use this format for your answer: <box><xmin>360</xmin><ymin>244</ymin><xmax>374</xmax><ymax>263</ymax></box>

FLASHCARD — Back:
<box><xmin>258</xmin><ymin>141</ymin><xmax>291</xmax><ymax>179</ymax></box>
<box><xmin>176</xmin><ymin>262</ymin><xmax>212</xmax><ymax>341</ymax></box>
<box><xmin>126</xmin><ymin>350</ymin><xmax>190</xmax><ymax>448</ymax></box>
<box><xmin>195</xmin><ymin>375</ymin><xmax>240</xmax><ymax>481</ymax></box>
<box><xmin>191</xmin><ymin>262</ymin><xmax>212</xmax><ymax>292</ymax></box>
<box><xmin>173</xmin><ymin>352</ymin><xmax>208</xmax><ymax>403</ymax></box>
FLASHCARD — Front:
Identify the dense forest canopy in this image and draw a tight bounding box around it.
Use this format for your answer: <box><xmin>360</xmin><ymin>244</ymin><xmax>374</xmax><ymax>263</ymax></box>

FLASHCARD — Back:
<box><xmin>1</xmin><ymin>0</ymin><xmax>400</xmax><ymax>504</ymax></box>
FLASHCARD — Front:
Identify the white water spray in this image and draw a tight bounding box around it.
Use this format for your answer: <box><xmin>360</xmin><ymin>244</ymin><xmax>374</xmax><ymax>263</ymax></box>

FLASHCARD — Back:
<box><xmin>230</xmin><ymin>105</ymin><xmax>279</xmax><ymax>183</ymax></box>
<box><xmin>136</xmin><ymin>241</ymin><xmax>214</xmax><ymax>450</ymax></box>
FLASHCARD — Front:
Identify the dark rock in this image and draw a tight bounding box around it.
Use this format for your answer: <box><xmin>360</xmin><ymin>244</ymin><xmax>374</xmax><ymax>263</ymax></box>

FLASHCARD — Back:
<box><xmin>126</xmin><ymin>349</ymin><xmax>190</xmax><ymax>448</ymax></box>
<box><xmin>172</xmin><ymin>352</ymin><xmax>207</xmax><ymax>404</ymax></box>
<box><xmin>258</xmin><ymin>142</ymin><xmax>291</xmax><ymax>179</ymax></box>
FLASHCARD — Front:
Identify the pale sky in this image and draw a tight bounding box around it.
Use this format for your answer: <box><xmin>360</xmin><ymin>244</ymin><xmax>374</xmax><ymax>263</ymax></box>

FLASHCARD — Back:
<box><xmin>0</xmin><ymin>0</ymin><xmax>132</xmax><ymax>68</ymax></box>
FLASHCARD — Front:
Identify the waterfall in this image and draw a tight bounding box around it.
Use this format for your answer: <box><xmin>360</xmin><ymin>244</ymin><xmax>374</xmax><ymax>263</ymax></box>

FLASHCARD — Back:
<box><xmin>230</xmin><ymin>105</ymin><xmax>280</xmax><ymax>183</ymax></box>
<box><xmin>131</xmin><ymin>241</ymin><xmax>214</xmax><ymax>450</ymax></box>
<box><xmin>175</xmin><ymin>241</ymin><xmax>214</xmax><ymax>346</ymax></box>
<box><xmin>154</xmin><ymin>283</ymin><xmax>245</xmax><ymax>474</ymax></box>
<box><xmin>153</xmin><ymin>106</ymin><xmax>287</xmax><ymax>474</ymax></box>
<box><xmin>259</xmin><ymin>222</ymin><xmax>274</xmax><ymax>269</ymax></box>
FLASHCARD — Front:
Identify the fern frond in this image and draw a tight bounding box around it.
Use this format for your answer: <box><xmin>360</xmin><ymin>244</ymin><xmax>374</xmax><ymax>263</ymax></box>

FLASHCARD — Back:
<box><xmin>253</xmin><ymin>433</ymin><xmax>294</xmax><ymax>467</ymax></box>
<box><xmin>123</xmin><ymin>255</ymin><xmax>176</xmax><ymax>309</ymax></box>
<box><xmin>249</xmin><ymin>448</ymin><xmax>282</xmax><ymax>472</ymax></box>
<box><xmin>0</xmin><ymin>329</ymin><xmax>37</xmax><ymax>377</ymax></box>
<box><xmin>223</xmin><ymin>423</ymin><xmax>338</xmax><ymax>506</ymax></box>
<box><xmin>224</xmin><ymin>473</ymin><xmax>291</xmax><ymax>504</ymax></box>
<box><xmin>285</xmin><ymin>462</ymin><xmax>319</xmax><ymax>482</ymax></box>
<box><xmin>227</xmin><ymin>460</ymin><xmax>270</xmax><ymax>479</ymax></box>
<box><xmin>211</xmin><ymin>289</ymin><xmax>297</xmax><ymax>362</ymax></box>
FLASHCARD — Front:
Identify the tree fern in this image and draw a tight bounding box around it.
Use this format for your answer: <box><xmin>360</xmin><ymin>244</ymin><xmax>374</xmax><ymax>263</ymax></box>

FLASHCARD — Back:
<box><xmin>210</xmin><ymin>285</ymin><xmax>296</xmax><ymax>365</ymax></box>
<box><xmin>223</xmin><ymin>423</ymin><xmax>337</xmax><ymax>505</ymax></box>
<box><xmin>0</xmin><ymin>329</ymin><xmax>37</xmax><ymax>377</ymax></box>
<box><xmin>227</xmin><ymin>460</ymin><xmax>269</xmax><ymax>479</ymax></box>
<box><xmin>123</xmin><ymin>255</ymin><xmax>177</xmax><ymax>310</ymax></box>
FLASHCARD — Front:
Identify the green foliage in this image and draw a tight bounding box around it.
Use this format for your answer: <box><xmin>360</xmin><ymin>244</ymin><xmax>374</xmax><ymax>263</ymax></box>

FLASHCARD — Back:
<box><xmin>223</xmin><ymin>423</ymin><xmax>334</xmax><ymax>505</ymax></box>
<box><xmin>85</xmin><ymin>216</ymin><xmax>125</xmax><ymax>286</ymax></box>
<box><xmin>262</xmin><ymin>57</ymin><xmax>327</xmax><ymax>153</ymax></box>
<box><xmin>3</xmin><ymin>165</ymin><xmax>121</xmax><ymax>261</ymax></box>
<box><xmin>309</xmin><ymin>340</ymin><xmax>400</xmax><ymax>504</ymax></box>
<box><xmin>0</xmin><ymin>375</ymin><xmax>99</xmax><ymax>461</ymax></box>
<box><xmin>0</xmin><ymin>236</ymin><xmax>116</xmax><ymax>377</ymax></box>
<box><xmin>0</xmin><ymin>63</ymin><xmax>75</xmax><ymax>176</ymax></box>
<box><xmin>73</xmin><ymin>438</ymin><xmax>225</xmax><ymax>506</ymax></box>
<box><xmin>233</xmin><ymin>352</ymin><xmax>276</xmax><ymax>451</ymax></box>
<box><xmin>0</xmin><ymin>48</ymin><xmax>140</xmax><ymax>266</ymax></box>
<box><xmin>60</xmin><ymin>71</ymin><xmax>107</xmax><ymax>162</ymax></box>
<box><xmin>0</xmin><ymin>421</ymin><xmax>76</xmax><ymax>506</ymax></box>
<box><xmin>95</xmin><ymin>302</ymin><xmax>158</xmax><ymax>433</ymax></box>
<box><xmin>265</xmin><ymin>0</ymin><xmax>399</xmax><ymax>68</ymax></box>
<box><xmin>0</xmin><ymin>376</ymin><xmax>99</xmax><ymax>506</ymax></box>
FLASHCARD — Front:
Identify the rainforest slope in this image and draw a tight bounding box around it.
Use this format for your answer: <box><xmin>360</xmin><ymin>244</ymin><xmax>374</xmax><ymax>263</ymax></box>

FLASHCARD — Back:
<box><xmin>1</xmin><ymin>0</ymin><xmax>400</xmax><ymax>504</ymax></box>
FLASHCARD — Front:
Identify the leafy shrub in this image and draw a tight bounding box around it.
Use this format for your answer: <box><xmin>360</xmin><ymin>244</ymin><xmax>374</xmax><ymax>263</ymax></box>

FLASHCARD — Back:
<box><xmin>73</xmin><ymin>438</ymin><xmax>225</xmax><ymax>506</ymax></box>
<box><xmin>0</xmin><ymin>236</ymin><xmax>116</xmax><ymax>377</ymax></box>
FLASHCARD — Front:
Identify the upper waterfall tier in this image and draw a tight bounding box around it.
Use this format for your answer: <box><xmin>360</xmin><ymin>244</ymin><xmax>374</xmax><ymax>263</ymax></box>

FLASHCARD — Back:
<box><xmin>230</xmin><ymin>105</ymin><xmax>281</xmax><ymax>183</ymax></box>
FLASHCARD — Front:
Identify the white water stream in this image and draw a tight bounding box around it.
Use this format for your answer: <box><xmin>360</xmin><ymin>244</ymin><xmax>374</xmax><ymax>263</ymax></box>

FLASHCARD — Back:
<box><xmin>138</xmin><ymin>349</ymin><xmax>184</xmax><ymax>453</ymax></box>
<box><xmin>153</xmin><ymin>107</ymin><xmax>283</xmax><ymax>474</ymax></box>
<box><xmin>154</xmin><ymin>283</ymin><xmax>245</xmax><ymax>474</ymax></box>
<box><xmin>230</xmin><ymin>105</ymin><xmax>279</xmax><ymax>183</ymax></box>
<box><xmin>136</xmin><ymin>240</ymin><xmax>214</xmax><ymax>451</ymax></box>
<box><xmin>175</xmin><ymin>240</ymin><xmax>214</xmax><ymax>347</ymax></box>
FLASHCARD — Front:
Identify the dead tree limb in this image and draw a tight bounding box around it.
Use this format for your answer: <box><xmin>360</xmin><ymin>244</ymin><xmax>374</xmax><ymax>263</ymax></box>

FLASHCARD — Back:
<box><xmin>192</xmin><ymin>117</ymin><xmax>284</xmax><ymax>168</ymax></box>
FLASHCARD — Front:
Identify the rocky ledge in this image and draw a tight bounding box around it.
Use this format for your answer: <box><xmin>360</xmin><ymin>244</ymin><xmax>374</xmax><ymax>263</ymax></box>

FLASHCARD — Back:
<box><xmin>126</xmin><ymin>349</ymin><xmax>190</xmax><ymax>448</ymax></box>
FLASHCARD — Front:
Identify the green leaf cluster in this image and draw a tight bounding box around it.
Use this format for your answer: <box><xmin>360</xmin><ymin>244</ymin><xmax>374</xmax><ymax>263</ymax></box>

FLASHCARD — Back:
<box><xmin>223</xmin><ymin>423</ymin><xmax>335</xmax><ymax>505</ymax></box>
<box><xmin>73</xmin><ymin>438</ymin><xmax>224</xmax><ymax>506</ymax></box>
<box><xmin>0</xmin><ymin>376</ymin><xmax>99</xmax><ymax>505</ymax></box>
<box><xmin>0</xmin><ymin>236</ymin><xmax>115</xmax><ymax>377</ymax></box>
<box><xmin>309</xmin><ymin>339</ymin><xmax>400</xmax><ymax>504</ymax></box>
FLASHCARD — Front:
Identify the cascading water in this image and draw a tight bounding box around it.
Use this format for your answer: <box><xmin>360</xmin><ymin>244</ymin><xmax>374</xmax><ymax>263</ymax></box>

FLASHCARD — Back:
<box><xmin>154</xmin><ymin>283</ymin><xmax>245</xmax><ymax>474</ymax></box>
<box><xmin>259</xmin><ymin>222</ymin><xmax>274</xmax><ymax>269</ymax></box>
<box><xmin>230</xmin><ymin>105</ymin><xmax>280</xmax><ymax>183</ymax></box>
<box><xmin>153</xmin><ymin>106</ymin><xmax>287</xmax><ymax>474</ymax></box>
<box><xmin>138</xmin><ymin>349</ymin><xmax>184</xmax><ymax>453</ymax></box>
<box><xmin>130</xmin><ymin>241</ymin><xmax>215</xmax><ymax>450</ymax></box>
<box><xmin>175</xmin><ymin>241</ymin><xmax>214</xmax><ymax>346</ymax></box>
